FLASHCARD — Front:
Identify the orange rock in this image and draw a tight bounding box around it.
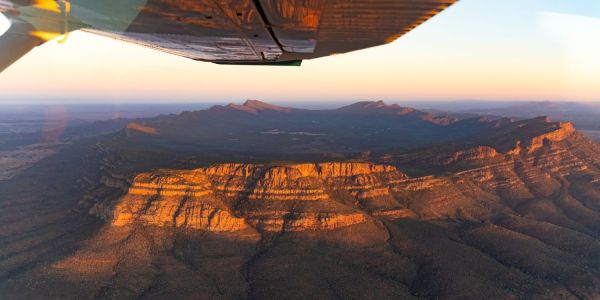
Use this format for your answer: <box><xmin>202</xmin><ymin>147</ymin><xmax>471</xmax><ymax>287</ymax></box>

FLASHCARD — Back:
<box><xmin>102</xmin><ymin>162</ymin><xmax>405</xmax><ymax>232</ymax></box>
<box><xmin>526</xmin><ymin>122</ymin><xmax>575</xmax><ymax>153</ymax></box>
<box><xmin>126</xmin><ymin>123</ymin><xmax>158</xmax><ymax>135</ymax></box>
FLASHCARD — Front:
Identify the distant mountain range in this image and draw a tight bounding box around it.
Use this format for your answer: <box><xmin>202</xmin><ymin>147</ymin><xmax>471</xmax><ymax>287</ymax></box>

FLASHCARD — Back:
<box><xmin>109</xmin><ymin>100</ymin><xmax>506</xmax><ymax>160</ymax></box>
<box><xmin>457</xmin><ymin>101</ymin><xmax>600</xmax><ymax>130</ymax></box>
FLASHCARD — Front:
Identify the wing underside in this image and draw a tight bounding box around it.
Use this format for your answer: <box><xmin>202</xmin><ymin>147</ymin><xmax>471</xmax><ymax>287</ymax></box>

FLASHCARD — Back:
<box><xmin>0</xmin><ymin>19</ymin><xmax>43</xmax><ymax>72</ymax></box>
<box><xmin>0</xmin><ymin>0</ymin><xmax>457</xmax><ymax>71</ymax></box>
<box><xmin>84</xmin><ymin>0</ymin><xmax>457</xmax><ymax>65</ymax></box>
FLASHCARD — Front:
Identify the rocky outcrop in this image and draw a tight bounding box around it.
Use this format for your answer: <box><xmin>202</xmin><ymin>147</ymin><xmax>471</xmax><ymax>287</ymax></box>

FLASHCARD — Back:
<box><xmin>490</xmin><ymin>118</ymin><xmax>577</xmax><ymax>154</ymax></box>
<box><xmin>127</xmin><ymin>170</ymin><xmax>213</xmax><ymax>197</ymax></box>
<box><xmin>207</xmin><ymin>162</ymin><xmax>406</xmax><ymax>201</ymax></box>
<box><xmin>98</xmin><ymin>162</ymin><xmax>404</xmax><ymax>232</ymax></box>
<box><xmin>243</xmin><ymin>211</ymin><xmax>368</xmax><ymax>232</ymax></box>
<box><xmin>104</xmin><ymin>169</ymin><xmax>248</xmax><ymax>232</ymax></box>
<box><xmin>283</xmin><ymin>213</ymin><xmax>367</xmax><ymax>231</ymax></box>
<box><xmin>393</xmin><ymin>176</ymin><xmax>446</xmax><ymax>191</ymax></box>
<box><xmin>208</xmin><ymin>163</ymin><xmax>330</xmax><ymax>201</ymax></box>
<box><xmin>525</xmin><ymin>121</ymin><xmax>575</xmax><ymax>152</ymax></box>
<box><xmin>439</xmin><ymin>146</ymin><xmax>499</xmax><ymax>165</ymax></box>
<box><xmin>125</xmin><ymin>123</ymin><xmax>158</xmax><ymax>135</ymax></box>
<box><xmin>93</xmin><ymin>127</ymin><xmax>595</xmax><ymax>233</ymax></box>
<box><xmin>399</xmin><ymin>119</ymin><xmax>579</xmax><ymax>168</ymax></box>
<box><xmin>110</xmin><ymin>194</ymin><xmax>248</xmax><ymax>232</ymax></box>
<box><xmin>99</xmin><ymin>173</ymin><xmax>130</xmax><ymax>191</ymax></box>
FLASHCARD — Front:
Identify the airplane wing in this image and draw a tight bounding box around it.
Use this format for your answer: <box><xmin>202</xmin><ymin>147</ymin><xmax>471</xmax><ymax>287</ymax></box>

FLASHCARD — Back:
<box><xmin>0</xmin><ymin>18</ymin><xmax>44</xmax><ymax>72</ymax></box>
<box><xmin>0</xmin><ymin>0</ymin><xmax>457</xmax><ymax>71</ymax></box>
<box><xmin>86</xmin><ymin>0</ymin><xmax>457</xmax><ymax>65</ymax></box>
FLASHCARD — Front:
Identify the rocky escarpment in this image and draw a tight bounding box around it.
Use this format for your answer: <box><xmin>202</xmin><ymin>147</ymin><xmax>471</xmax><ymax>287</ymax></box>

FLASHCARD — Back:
<box><xmin>399</xmin><ymin>118</ymin><xmax>578</xmax><ymax>168</ymax></box>
<box><xmin>206</xmin><ymin>162</ymin><xmax>403</xmax><ymax>201</ymax></box>
<box><xmin>94</xmin><ymin>128</ymin><xmax>599</xmax><ymax>232</ymax></box>
<box><xmin>524</xmin><ymin>121</ymin><xmax>575</xmax><ymax>152</ymax></box>
<box><xmin>489</xmin><ymin>117</ymin><xmax>576</xmax><ymax>154</ymax></box>
<box><xmin>437</xmin><ymin>146</ymin><xmax>500</xmax><ymax>165</ymax></box>
<box><xmin>94</xmin><ymin>162</ymin><xmax>406</xmax><ymax>233</ymax></box>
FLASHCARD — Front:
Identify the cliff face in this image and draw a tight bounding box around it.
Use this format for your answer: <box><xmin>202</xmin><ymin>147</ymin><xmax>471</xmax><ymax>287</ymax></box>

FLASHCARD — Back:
<box><xmin>525</xmin><ymin>121</ymin><xmax>575</xmax><ymax>152</ymax></box>
<box><xmin>96</xmin><ymin>130</ymin><xmax>598</xmax><ymax>233</ymax></box>
<box><xmin>405</xmin><ymin>118</ymin><xmax>578</xmax><ymax>168</ymax></box>
<box><xmin>207</xmin><ymin>162</ymin><xmax>404</xmax><ymax>201</ymax></box>
<box><xmin>439</xmin><ymin>146</ymin><xmax>499</xmax><ymax>165</ymax></box>
<box><xmin>488</xmin><ymin>118</ymin><xmax>577</xmax><ymax>154</ymax></box>
<box><xmin>98</xmin><ymin>162</ymin><xmax>406</xmax><ymax>233</ymax></box>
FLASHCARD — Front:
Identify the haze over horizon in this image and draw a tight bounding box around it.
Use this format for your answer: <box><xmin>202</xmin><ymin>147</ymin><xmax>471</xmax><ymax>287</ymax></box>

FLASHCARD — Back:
<box><xmin>0</xmin><ymin>0</ymin><xmax>599</xmax><ymax>104</ymax></box>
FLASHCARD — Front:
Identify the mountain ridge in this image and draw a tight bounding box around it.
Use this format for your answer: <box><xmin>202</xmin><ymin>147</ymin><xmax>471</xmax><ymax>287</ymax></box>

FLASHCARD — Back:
<box><xmin>64</xmin><ymin>122</ymin><xmax>600</xmax><ymax>299</ymax></box>
<box><xmin>2</xmin><ymin>100</ymin><xmax>600</xmax><ymax>299</ymax></box>
<box><xmin>225</xmin><ymin>99</ymin><xmax>297</xmax><ymax>114</ymax></box>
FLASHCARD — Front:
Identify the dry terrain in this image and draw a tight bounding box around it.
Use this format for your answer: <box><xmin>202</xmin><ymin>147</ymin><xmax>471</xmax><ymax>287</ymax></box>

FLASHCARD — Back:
<box><xmin>0</xmin><ymin>143</ymin><xmax>65</xmax><ymax>180</ymax></box>
<box><xmin>1</xmin><ymin>101</ymin><xmax>600</xmax><ymax>299</ymax></box>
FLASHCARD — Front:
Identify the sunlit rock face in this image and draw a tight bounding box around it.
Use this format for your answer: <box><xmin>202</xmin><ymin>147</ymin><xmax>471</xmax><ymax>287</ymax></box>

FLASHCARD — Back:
<box><xmin>95</xmin><ymin>119</ymin><xmax>592</xmax><ymax>234</ymax></box>
<box><xmin>486</xmin><ymin>118</ymin><xmax>577</xmax><ymax>154</ymax></box>
<box><xmin>525</xmin><ymin>121</ymin><xmax>575</xmax><ymax>152</ymax></box>
<box><xmin>100</xmin><ymin>162</ymin><xmax>407</xmax><ymax>232</ymax></box>
<box><xmin>109</xmin><ymin>169</ymin><xmax>248</xmax><ymax>232</ymax></box>
<box><xmin>97</xmin><ymin>123</ymin><xmax>595</xmax><ymax>233</ymax></box>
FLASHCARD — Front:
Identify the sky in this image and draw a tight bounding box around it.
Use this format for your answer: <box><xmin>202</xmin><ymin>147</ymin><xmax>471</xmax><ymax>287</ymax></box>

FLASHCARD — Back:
<box><xmin>0</xmin><ymin>0</ymin><xmax>599</xmax><ymax>104</ymax></box>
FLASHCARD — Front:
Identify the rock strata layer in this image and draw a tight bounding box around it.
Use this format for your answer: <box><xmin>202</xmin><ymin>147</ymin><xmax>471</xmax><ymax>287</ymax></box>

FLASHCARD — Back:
<box><xmin>97</xmin><ymin>128</ymin><xmax>597</xmax><ymax>233</ymax></box>
<box><xmin>101</xmin><ymin>162</ymin><xmax>407</xmax><ymax>232</ymax></box>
